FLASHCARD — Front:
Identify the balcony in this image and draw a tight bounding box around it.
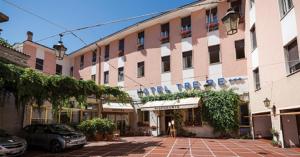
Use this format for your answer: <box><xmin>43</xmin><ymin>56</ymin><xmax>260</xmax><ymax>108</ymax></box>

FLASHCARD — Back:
<box><xmin>160</xmin><ymin>32</ymin><xmax>169</xmax><ymax>44</ymax></box>
<box><xmin>118</xmin><ymin>49</ymin><xmax>124</xmax><ymax>57</ymax></box>
<box><xmin>207</xmin><ymin>22</ymin><xmax>219</xmax><ymax>32</ymax></box>
<box><xmin>181</xmin><ymin>26</ymin><xmax>191</xmax><ymax>38</ymax></box>
<box><xmin>137</xmin><ymin>43</ymin><xmax>144</xmax><ymax>50</ymax></box>
<box><xmin>290</xmin><ymin>62</ymin><xmax>300</xmax><ymax>74</ymax></box>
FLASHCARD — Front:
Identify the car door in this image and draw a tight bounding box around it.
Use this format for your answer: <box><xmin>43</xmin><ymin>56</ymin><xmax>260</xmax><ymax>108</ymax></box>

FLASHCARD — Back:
<box><xmin>22</xmin><ymin>125</ymin><xmax>35</xmax><ymax>145</ymax></box>
<box><xmin>32</xmin><ymin>125</ymin><xmax>49</xmax><ymax>148</ymax></box>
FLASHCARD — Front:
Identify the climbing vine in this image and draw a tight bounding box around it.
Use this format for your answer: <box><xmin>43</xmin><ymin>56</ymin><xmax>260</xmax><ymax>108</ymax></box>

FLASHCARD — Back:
<box><xmin>0</xmin><ymin>38</ymin><xmax>13</xmax><ymax>49</ymax></box>
<box><xmin>140</xmin><ymin>89</ymin><xmax>240</xmax><ymax>135</ymax></box>
<box><xmin>0</xmin><ymin>61</ymin><xmax>131</xmax><ymax>112</ymax></box>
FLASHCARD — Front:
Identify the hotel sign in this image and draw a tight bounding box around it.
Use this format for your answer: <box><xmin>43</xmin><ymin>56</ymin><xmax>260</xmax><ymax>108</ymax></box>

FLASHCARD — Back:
<box><xmin>141</xmin><ymin>104</ymin><xmax>198</xmax><ymax>111</ymax></box>
<box><xmin>138</xmin><ymin>77</ymin><xmax>244</xmax><ymax>96</ymax></box>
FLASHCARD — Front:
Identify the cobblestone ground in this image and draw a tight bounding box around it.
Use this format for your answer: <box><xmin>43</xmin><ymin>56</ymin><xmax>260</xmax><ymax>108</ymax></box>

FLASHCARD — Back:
<box><xmin>24</xmin><ymin>136</ymin><xmax>300</xmax><ymax>157</ymax></box>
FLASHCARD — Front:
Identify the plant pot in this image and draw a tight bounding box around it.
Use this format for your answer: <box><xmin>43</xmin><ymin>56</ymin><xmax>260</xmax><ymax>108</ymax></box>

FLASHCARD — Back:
<box><xmin>106</xmin><ymin>134</ymin><xmax>113</xmax><ymax>141</ymax></box>
<box><xmin>95</xmin><ymin>133</ymin><xmax>104</xmax><ymax>141</ymax></box>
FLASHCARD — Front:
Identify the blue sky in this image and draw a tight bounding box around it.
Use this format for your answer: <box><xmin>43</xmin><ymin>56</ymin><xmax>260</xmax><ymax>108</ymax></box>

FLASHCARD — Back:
<box><xmin>1</xmin><ymin>0</ymin><xmax>195</xmax><ymax>53</ymax></box>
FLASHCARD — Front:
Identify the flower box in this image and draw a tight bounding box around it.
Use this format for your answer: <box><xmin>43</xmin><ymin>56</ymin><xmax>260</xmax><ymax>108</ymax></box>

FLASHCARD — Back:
<box><xmin>181</xmin><ymin>30</ymin><xmax>191</xmax><ymax>38</ymax></box>
<box><xmin>160</xmin><ymin>36</ymin><xmax>169</xmax><ymax>43</ymax></box>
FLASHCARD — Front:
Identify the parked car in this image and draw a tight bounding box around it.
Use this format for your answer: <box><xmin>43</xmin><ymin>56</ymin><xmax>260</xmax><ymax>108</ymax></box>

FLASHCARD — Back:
<box><xmin>0</xmin><ymin>129</ymin><xmax>27</xmax><ymax>157</ymax></box>
<box><xmin>22</xmin><ymin>124</ymin><xmax>86</xmax><ymax>153</ymax></box>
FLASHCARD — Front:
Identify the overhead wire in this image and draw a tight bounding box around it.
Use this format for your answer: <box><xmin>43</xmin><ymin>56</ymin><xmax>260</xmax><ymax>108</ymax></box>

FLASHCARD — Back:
<box><xmin>20</xmin><ymin>0</ymin><xmax>224</xmax><ymax>43</ymax></box>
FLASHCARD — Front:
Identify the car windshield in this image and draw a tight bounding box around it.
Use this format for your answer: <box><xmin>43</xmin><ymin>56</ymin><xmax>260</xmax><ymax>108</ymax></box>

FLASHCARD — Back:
<box><xmin>50</xmin><ymin>125</ymin><xmax>75</xmax><ymax>132</ymax></box>
<box><xmin>0</xmin><ymin>129</ymin><xmax>10</xmax><ymax>137</ymax></box>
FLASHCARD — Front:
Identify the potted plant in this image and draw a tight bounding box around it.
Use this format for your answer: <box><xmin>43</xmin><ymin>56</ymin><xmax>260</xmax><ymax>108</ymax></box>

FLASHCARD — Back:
<box><xmin>103</xmin><ymin>119</ymin><xmax>115</xmax><ymax>141</ymax></box>
<box><xmin>94</xmin><ymin>118</ymin><xmax>105</xmax><ymax>141</ymax></box>
<box><xmin>270</xmin><ymin>128</ymin><xmax>281</xmax><ymax>147</ymax></box>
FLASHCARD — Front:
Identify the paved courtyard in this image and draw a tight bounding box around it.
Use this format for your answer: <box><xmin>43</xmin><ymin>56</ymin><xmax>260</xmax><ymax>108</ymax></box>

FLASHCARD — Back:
<box><xmin>24</xmin><ymin>136</ymin><xmax>300</xmax><ymax>157</ymax></box>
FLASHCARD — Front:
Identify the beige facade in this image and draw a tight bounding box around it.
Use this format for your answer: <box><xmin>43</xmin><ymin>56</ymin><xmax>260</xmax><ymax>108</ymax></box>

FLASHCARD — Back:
<box><xmin>245</xmin><ymin>0</ymin><xmax>300</xmax><ymax>147</ymax></box>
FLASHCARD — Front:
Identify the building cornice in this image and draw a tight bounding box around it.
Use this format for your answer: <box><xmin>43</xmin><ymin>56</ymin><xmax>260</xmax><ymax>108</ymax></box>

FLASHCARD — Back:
<box><xmin>69</xmin><ymin>0</ymin><xmax>219</xmax><ymax>57</ymax></box>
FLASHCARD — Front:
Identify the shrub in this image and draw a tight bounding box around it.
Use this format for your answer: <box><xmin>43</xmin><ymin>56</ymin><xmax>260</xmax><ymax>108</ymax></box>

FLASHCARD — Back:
<box><xmin>78</xmin><ymin>118</ymin><xmax>116</xmax><ymax>137</ymax></box>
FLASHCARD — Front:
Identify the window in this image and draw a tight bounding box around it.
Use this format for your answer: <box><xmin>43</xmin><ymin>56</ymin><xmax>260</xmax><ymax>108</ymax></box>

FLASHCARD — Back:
<box><xmin>185</xmin><ymin>108</ymin><xmax>202</xmax><ymax>126</ymax></box>
<box><xmin>92</xmin><ymin>50</ymin><xmax>97</xmax><ymax>65</ymax></box>
<box><xmin>104</xmin><ymin>71</ymin><xmax>109</xmax><ymax>84</ymax></box>
<box><xmin>181</xmin><ymin>16</ymin><xmax>191</xmax><ymax>38</ymax></box>
<box><xmin>235</xmin><ymin>40</ymin><xmax>245</xmax><ymax>59</ymax></box>
<box><xmin>56</xmin><ymin>64</ymin><xmax>62</xmax><ymax>75</ymax></box>
<box><xmin>250</xmin><ymin>0</ymin><xmax>255</xmax><ymax>8</ymax></box>
<box><xmin>118</xmin><ymin>67</ymin><xmax>124</xmax><ymax>82</ymax></box>
<box><xmin>91</xmin><ymin>74</ymin><xmax>96</xmax><ymax>81</ymax></box>
<box><xmin>285</xmin><ymin>40</ymin><xmax>300</xmax><ymax>73</ymax></box>
<box><xmin>253</xmin><ymin>68</ymin><xmax>260</xmax><ymax>90</ymax></box>
<box><xmin>161</xmin><ymin>56</ymin><xmax>171</xmax><ymax>73</ymax></box>
<box><xmin>80</xmin><ymin>55</ymin><xmax>84</xmax><ymax>69</ymax></box>
<box><xmin>119</xmin><ymin>39</ymin><xmax>125</xmax><ymax>56</ymax></box>
<box><xmin>143</xmin><ymin>111</ymin><xmax>149</xmax><ymax>122</ymax></box>
<box><xmin>137</xmin><ymin>61</ymin><xmax>145</xmax><ymax>77</ymax></box>
<box><xmin>206</xmin><ymin>8</ymin><xmax>218</xmax><ymax>32</ymax></box>
<box><xmin>35</xmin><ymin>58</ymin><xmax>43</xmax><ymax>71</ymax></box>
<box><xmin>137</xmin><ymin>31</ymin><xmax>145</xmax><ymax>50</ymax></box>
<box><xmin>104</xmin><ymin>45</ymin><xmax>110</xmax><ymax>61</ymax></box>
<box><xmin>209</xmin><ymin>45</ymin><xmax>220</xmax><ymax>64</ymax></box>
<box><xmin>231</xmin><ymin>0</ymin><xmax>243</xmax><ymax>16</ymax></box>
<box><xmin>182</xmin><ymin>51</ymin><xmax>193</xmax><ymax>69</ymax></box>
<box><xmin>161</xmin><ymin>23</ymin><xmax>169</xmax><ymax>43</ymax></box>
<box><xmin>279</xmin><ymin>0</ymin><xmax>293</xmax><ymax>17</ymax></box>
<box><xmin>70</xmin><ymin>66</ymin><xmax>73</xmax><ymax>76</ymax></box>
<box><xmin>250</xmin><ymin>26</ymin><xmax>257</xmax><ymax>51</ymax></box>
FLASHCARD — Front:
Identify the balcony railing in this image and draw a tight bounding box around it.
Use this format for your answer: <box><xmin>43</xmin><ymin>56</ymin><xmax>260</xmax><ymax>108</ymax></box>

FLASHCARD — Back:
<box><xmin>160</xmin><ymin>32</ymin><xmax>169</xmax><ymax>44</ymax></box>
<box><xmin>207</xmin><ymin>21</ymin><xmax>219</xmax><ymax>32</ymax></box>
<box><xmin>290</xmin><ymin>62</ymin><xmax>300</xmax><ymax>73</ymax></box>
<box><xmin>118</xmin><ymin>49</ymin><xmax>124</xmax><ymax>57</ymax></box>
<box><xmin>181</xmin><ymin>25</ymin><xmax>191</xmax><ymax>38</ymax></box>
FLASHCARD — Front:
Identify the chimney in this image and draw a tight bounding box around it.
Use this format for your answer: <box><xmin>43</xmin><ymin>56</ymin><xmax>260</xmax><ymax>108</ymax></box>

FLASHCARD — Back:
<box><xmin>27</xmin><ymin>31</ymin><xmax>33</xmax><ymax>41</ymax></box>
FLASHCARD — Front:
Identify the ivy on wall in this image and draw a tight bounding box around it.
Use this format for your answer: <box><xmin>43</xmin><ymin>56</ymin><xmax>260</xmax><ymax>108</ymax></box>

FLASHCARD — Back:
<box><xmin>0</xmin><ymin>61</ymin><xmax>130</xmax><ymax>112</ymax></box>
<box><xmin>140</xmin><ymin>89</ymin><xmax>240</xmax><ymax>135</ymax></box>
<box><xmin>0</xmin><ymin>38</ymin><xmax>13</xmax><ymax>49</ymax></box>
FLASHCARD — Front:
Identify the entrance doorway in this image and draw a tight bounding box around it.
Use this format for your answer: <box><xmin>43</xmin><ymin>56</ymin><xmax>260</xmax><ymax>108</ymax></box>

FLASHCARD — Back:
<box><xmin>117</xmin><ymin>120</ymin><xmax>126</xmax><ymax>136</ymax></box>
<box><xmin>165</xmin><ymin>110</ymin><xmax>173</xmax><ymax>135</ymax></box>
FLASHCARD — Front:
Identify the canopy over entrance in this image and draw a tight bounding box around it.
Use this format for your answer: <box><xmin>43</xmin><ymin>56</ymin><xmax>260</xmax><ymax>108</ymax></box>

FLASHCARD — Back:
<box><xmin>103</xmin><ymin>103</ymin><xmax>134</xmax><ymax>113</ymax></box>
<box><xmin>140</xmin><ymin>97</ymin><xmax>200</xmax><ymax>111</ymax></box>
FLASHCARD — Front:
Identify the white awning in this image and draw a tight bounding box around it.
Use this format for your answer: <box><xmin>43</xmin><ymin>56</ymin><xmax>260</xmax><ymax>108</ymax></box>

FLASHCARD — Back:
<box><xmin>102</xmin><ymin>103</ymin><xmax>134</xmax><ymax>113</ymax></box>
<box><xmin>140</xmin><ymin>97</ymin><xmax>200</xmax><ymax>111</ymax></box>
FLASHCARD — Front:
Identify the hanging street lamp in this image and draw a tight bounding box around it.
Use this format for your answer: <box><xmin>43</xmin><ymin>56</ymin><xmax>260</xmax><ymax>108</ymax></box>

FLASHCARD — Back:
<box><xmin>53</xmin><ymin>34</ymin><xmax>67</xmax><ymax>60</ymax></box>
<box><xmin>263</xmin><ymin>98</ymin><xmax>271</xmax><ymax>108</ymax></box>
<box><xmin>221</xmin><ymin>8</ymin><xmax>240</xmax><ymax>35</ymax></box>
<box><xmin>137</xmin><ymin>85</ymin><xmax>143</xmax><ymax>98</ymax></box>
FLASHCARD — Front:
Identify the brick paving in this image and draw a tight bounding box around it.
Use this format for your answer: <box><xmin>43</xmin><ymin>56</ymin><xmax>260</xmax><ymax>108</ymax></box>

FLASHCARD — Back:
<box><xmin>24</xmin><ymin>136</ymin><xmax>300</xmax><ymax>157</ymax></box>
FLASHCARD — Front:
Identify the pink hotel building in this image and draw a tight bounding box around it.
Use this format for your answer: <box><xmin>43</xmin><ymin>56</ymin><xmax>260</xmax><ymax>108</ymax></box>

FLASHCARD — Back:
<box><xmin>14</xmin><ymin>0</ymin><xmax>300</xmax><ymax>147</ymax></box>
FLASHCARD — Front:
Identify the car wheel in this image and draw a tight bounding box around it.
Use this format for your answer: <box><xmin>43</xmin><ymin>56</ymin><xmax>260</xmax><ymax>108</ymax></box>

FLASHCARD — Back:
<box><xmin>50</xmin><ymin>140</ymin><xmax>63</xmax><ymax>153</ymax></box>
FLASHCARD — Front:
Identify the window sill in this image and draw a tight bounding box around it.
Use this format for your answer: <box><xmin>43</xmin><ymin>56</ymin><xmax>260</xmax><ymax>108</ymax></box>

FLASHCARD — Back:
<box><xmin>287</xmin><ymin>69</ymin><xmax>300</xmax><ymax>77</ymax></box>
<box><xmin>254</xmin><ymin>88</ymin><xmax>261</xmax><ymax>92</ymax></box>
<box><xmin>209</xmin><ymin>62</ymin><xmax>221</xmax><ymax>65</ymax></box>
<box><xmin>183</xmin><ymin>67</ymin><xmax>194</xmax><ymax>70</ymax></box>
<box><xmin>137</xmin><ymin>76</ymin><xmax>145</xmax><ymax>78</ymax></box>
<box><xmin>236</xmin><ymin>58</ymin><xmax>246</xmax><ymax>61</ymax></box>
<box><xmin>161</xmin><ymin>71</ymin><xmax>171</xmax><ymax>74</ymax></box>
<box><xmin>280</xmin><ymin>6</ymin><xmax>294</xmax><ymax>21</ymax></box>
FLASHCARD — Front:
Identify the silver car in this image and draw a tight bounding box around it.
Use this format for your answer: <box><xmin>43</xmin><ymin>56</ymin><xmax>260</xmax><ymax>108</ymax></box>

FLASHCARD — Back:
<box><xmin>22</xmin><ymin>124</ymin><xmax>86</xmax><ymax>153</ymax></box>
<box><xmin>0</xmin><ymin>129</ymin><xmax>27</xmax><ymax>157</ymax></box>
